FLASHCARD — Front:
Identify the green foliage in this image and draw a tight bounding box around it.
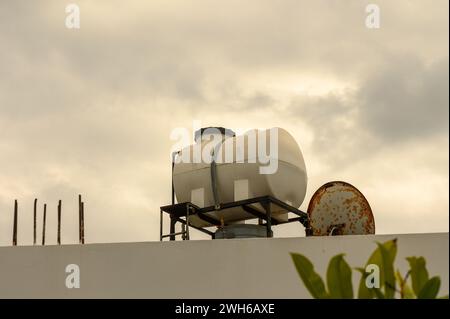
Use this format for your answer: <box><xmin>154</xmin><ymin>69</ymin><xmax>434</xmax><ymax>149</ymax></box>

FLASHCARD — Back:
<box><xmin>357</xmin><ymin>239</ymin><xmax>397</xmax><ymax>299</ymax></box>
<box><xmin>290</xmin><ymin>238</ymin><xmax>447</xmax><ymax>299</ymax></box>
<box><xmin>290</xmin><ymin>253</ymin><xmax>329</xmax><ymax>299</ymax></box>
<box><xmin>326</xmin><ymin>254</ymin><xmax>353</xmax><ymax>299</ymax></box>
<box><xmin>417</xmin><ymin>277</ymin><xmax>441</xmax><ymax>299</ymax></box>
<box><xmin>291</xmin><ymin>253</ymin><xmax>354</xmax><ymax>299</ymax></box>
<box><xmin>375</xmin><ymin>241</ymin><xmax>397</xmax><ymax>298</ymax></box>
<box><xmin>395</xmin><ymin>270</ymin><xmax>415</xmax><ymax>299</ymax></box>
<box><xmin>407</xmin><ymin>257</ymin><xmax>429</xmax><ymax>295</ymax></box>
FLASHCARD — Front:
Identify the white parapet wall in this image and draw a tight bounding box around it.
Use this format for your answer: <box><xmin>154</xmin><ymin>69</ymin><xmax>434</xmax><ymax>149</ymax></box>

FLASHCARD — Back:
<box><xmin>0</xmin><ymin>233</ymin><xmax>448</xmax><ymax>298</ymax></box>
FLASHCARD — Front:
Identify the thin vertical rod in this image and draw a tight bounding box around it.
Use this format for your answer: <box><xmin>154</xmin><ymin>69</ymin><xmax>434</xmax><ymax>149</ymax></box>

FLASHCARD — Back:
<box><xmin>13</xmin><ymin>200</ymin><xmax>18</xmax><ymax>246</ymax></box>
<box><xmin>181</xmin><ymin>223</ymin><xmax>186</xmax><ymax>240</ymax></box>
<box><xmin>80</xmin><ymin>201</ymin><xmax>85</xmax><ymax>244</ymax></box>
<box><xmin>171</xmin><ymin>152</ymin><xmax>176</xmax><ymax>205</ymax></box>
<box><xmin>33</xmin><ymin>198</ymin><xmax>37</xmax><ymax>245</ymax></box>
<box><xmin>169</xmin><ymin>152</ymin><xmax>176</xmax><ymax>241</ymax></box>
<box><xmin>57</xmin><ymin>200</ymin><xmax>62</xmax><ymax>245</ymax></box>
<box><xmin>159</xmin><ymin>209</ymin><xmax>162</xmax><ymax>241</ymax></box>
<box><xmin>169</xmin><ymin>216</ymin><xmax>176</xmax><ymax>241</ymax></box>
<box><xmin>42</xmin><ymin>204</ymin><xmax>47</xmax><ymax>245</ymax></box>
<box><xmin>186</xmin><ymin>205</ymin><xmax>190</xmax><ymax>240</ymax></box>
<box><xmin>78</xmin><ymin>195</ymin><xmax>82</xmax><ymax>244</ymax></box>
<box><xmin>264</xmin><ymin>200</ymin><xmax>273</xmax><ymax>238</ymax></box>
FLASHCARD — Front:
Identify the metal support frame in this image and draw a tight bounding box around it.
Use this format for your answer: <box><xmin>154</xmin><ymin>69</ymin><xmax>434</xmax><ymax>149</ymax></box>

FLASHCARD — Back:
<box><xmin>162</xmin><ymin>138</ymin><xmax>309</xmax><ymax>241</ymax></box>
<box><xmin>159</xmin><ymin>209</ymin><xmax>163</xmax><ymax>241</ymax></box>
<box><xmin>159</xmin><ymin>195</ymin><xmax>309</xmax><ymax>241</ymax></box>
<box><xmin>169</xmin><ymin>217</ymin><xmax>176</xmax><ymax>241</ymax></box>
<box><xmin>262</xmin><ymin>199</ymin><xmax>273</xmax><ymax>238</ymax></box>
<box><xmin>160</xmin><ymin>204</ymin><xmax>195</xmax><ymax>241</ymax></box>
<box><xmin>185</xmin><ymin>204</ymin><xmax>190</xmax><ymax>240</ymax></box>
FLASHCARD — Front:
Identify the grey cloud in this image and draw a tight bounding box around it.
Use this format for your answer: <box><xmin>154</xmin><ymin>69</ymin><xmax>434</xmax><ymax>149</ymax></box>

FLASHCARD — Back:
<box><xmin>245</xmin><ymin>92</ymin><xmax>276</xmax><ymax>110</ymax></box>
<box><xmin>287</xmin><ymin>55</ymin><xmax>448</xmax><ymax>170</ymax></box>
<box><xmin>216</xmin><ymin>86</ymin><xmax>277</xmax><ymax>112</ymax></box>
<box><xmin>288</xmin><ymin>91</ymin><xmax>376</xmax><ymax>168</ymax></box>
<box><xmin>357</xmin><ymin>57</ymin><xmax>449</xmax><ymax>141</ymax></box>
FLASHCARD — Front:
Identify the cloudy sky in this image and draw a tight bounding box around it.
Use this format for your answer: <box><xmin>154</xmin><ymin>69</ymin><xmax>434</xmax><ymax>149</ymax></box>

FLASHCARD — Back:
<box><xmin>0</xmin><ymin>0</ymin><xmax>448</xmax><ymax>246</ymax></box>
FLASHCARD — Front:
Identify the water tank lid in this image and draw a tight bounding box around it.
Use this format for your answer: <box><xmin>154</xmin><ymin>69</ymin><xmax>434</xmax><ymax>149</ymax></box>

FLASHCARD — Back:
<box><xmin>194</xmin><ymin>127</ymin><xmax>235</xmax><ymax>143</ymax></box>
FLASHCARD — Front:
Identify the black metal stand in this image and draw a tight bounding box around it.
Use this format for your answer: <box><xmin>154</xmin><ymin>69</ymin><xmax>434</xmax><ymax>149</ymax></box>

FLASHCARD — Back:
<box><xmin>159</xmin><ymin>195</ymin><xmax>311</xmax><ymax>241</ymax></box>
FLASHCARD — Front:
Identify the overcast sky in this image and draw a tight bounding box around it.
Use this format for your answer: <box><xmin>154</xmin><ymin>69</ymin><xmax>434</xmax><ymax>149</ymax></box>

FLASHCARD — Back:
<box><xmin>0</xmin><ymin>0</ymin><xmax>448</xmax><ymax>246</ymax></box>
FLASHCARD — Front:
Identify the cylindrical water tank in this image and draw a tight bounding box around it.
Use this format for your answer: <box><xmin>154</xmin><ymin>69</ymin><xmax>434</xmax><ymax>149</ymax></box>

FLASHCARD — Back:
<box><xmin>173</xmin><ymin>127</ymin><xmax>307</xmax><ymax>227</ymax></box>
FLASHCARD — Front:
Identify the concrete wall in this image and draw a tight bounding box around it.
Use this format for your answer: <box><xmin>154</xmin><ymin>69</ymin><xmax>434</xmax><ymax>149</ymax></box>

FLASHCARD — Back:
<box><xmin>0</xmin><ymin>233</ymin><xmax>448</xmax><ymax>298</ymax></box>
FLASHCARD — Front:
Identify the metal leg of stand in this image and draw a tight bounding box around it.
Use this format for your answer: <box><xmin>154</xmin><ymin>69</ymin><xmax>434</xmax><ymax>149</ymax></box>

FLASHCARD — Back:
<box><xmin>264</xmin><ymin>200</ymin><xmax>273</xmax><ymax>238</ymax></box>
<box><xmin>170</xmin><ymin>215</ymin><xmax>176</xmax><ymax>241</ymax></box>
<box><xmin>160</xmin><ymin>209</ymin><xmax>163</xmax><ymax>241</ymax></box>
<box><xmin>181</xmin><ymin>223</ymin><xmax>186</xmax><ymax>240</ymax></box>
<box><xmin>186</xmin><ymin>204</ymin><xmax>191</xmax><ymax>240</ymax></box>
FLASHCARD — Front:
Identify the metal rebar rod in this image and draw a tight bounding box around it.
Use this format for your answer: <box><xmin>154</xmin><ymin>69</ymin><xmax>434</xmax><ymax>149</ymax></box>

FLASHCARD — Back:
<box><xmin>57</xmin><ymin>200</ymin><xmax>62</xmax><ymax>245</ymax></box>
<box><xmin>42</xmin><ymin>204</ymin><xmax>47</xmax><ymax>245</ymax></box>
<box><xmin>33</xmin><ymin>198</ymin><xmax>37</xmax><ymax>245</ymax></box>
<box><xmin>81</xmin><ymin>201</ymin><xmax>85</xmax><ymax>244</ymax></box>
<box><xmin>78</xmin><ymin>195</ymin><xmax>82</xmax><ymax>244</ymax></box>
<box><xmin>13</xmin><ymin>200</ymin><xmax>18</xmax><ymax>246</ymax></box>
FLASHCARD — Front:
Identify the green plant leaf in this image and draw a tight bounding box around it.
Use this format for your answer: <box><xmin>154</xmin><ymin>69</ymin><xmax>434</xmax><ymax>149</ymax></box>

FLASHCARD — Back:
<box><xmin>372</xmin><ymin>287</ymin><xmax>386</xmax><ymax>299</ymax></box>
<box><xmin>377</xmin><ymin>242</ymin><xmax>396</xmax><ymax>298</ymax></box>
<box><xmin>417</xmin><ymin>277</ymin><xmax>441</xmax><ymax>299</ymax></box>
<box><xmin>326</xmin><ymin>254</ymin><xmax>353</xmax><ymax>299</ymax></box>
<box><xmin>290</xmin><ymin>253</ymin><xmax>329</xmax><ymax>299</ymax></box>
<box><xmin>357</xmin><ymin>239</ymin><xmax>397</xmax><ymax>299</ymax></box>
<box><xmin>395</xmin><ymin>270</ymin><xmax>415</xmax><ymax>299</ymax></box>
<box><xmin>406</xmin><ymin>257</ymin><xmax>429</xmax><ymax>296</ymax></box>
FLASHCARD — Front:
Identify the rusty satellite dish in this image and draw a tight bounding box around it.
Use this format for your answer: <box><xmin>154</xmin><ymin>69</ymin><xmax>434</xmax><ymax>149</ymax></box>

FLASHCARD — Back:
<box><xmin>307</xmin><ymin>181</ymin><xmax>375</xmax><ymax>236</ymax></box>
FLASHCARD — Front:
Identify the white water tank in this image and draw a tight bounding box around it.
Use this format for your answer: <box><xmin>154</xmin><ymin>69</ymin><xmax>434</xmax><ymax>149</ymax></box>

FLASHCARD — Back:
<box><xmin>173</xmin><ymin>127</ymin><xmax>307</xmax><ymax>227</ymax></box>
